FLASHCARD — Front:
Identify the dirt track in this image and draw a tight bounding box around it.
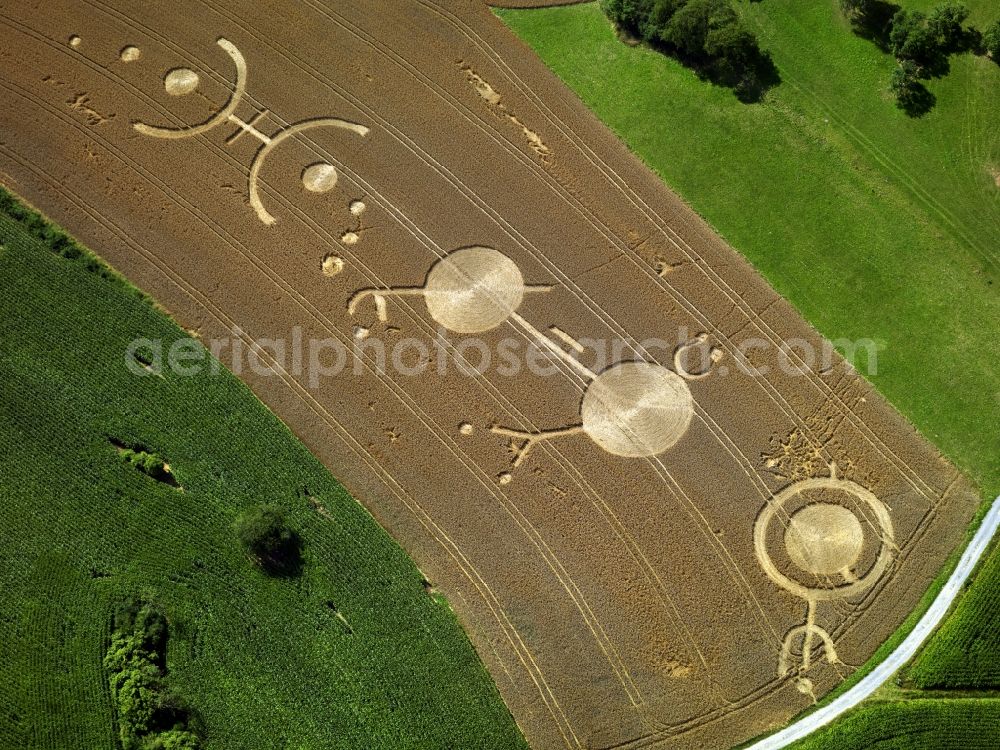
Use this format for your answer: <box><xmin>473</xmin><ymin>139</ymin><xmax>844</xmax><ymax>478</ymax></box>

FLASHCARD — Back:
<box><xmin>0</xmin><ymin>1</ymin><xmax>980</xmax><ymax>748</ymax></box>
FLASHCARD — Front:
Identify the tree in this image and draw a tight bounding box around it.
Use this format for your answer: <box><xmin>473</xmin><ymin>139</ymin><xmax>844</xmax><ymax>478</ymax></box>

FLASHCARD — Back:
<box><xmin>890</xmin><ymin>59</ymin><xmax>934</xmax><ymax>115</ymax></box>
<box><xmin>640</xmin><ymin>0</ymin><xmax>689</xmax><ymax>43</ymax></box>
<box><xmin>889</xmin><ymin>10</ymin><xmax>937</xmax><ymax>63</ymax></box>
<box><xmin>927</xmin><ymin>2</ymin><xmax>970</xmax><ymax>50</ymax></box>
<box><xmin>984</xmin><ymin>19</ymin><xmax>1000</xmax><ymax>60</ymax></box>
<box><xmin>705</xmin><ymin>22</ymin><xmax>764</xmax><ymax>99</ymax></box>
<box><xmin>664</xmin><ymin>0</ymin><xmax>739</xmax><ymax>57</ymax></box>
<box><xmin>601</xmin><ymin>0</ymin><xmax>655</xmax><ymax>36</ymax></box>
<box><xmin>706</xmin><ymin>21</ymin><xmax>757</xmax><ymax>68</ymax></box>
<box><xmin>235</xmin><ymin>505</ymin><xmax>302</xmax><ymax>574</ymax></box>
<box><xmin>890</xmin><ymin>59</ymin><xmax>919</xmax><ymax>94</ymax></box>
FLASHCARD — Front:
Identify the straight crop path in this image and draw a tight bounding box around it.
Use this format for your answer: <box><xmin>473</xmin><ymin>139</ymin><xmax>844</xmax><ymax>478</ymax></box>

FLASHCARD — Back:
<box><xmin>746</xmin><ymin>495</ymin><xmax>1000</xmax><ymax>749</ymax></box>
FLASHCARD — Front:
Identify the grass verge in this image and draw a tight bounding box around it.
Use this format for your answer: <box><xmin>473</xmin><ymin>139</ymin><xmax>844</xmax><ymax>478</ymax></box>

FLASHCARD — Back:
<box><xmin>497</xmin><ymin>2</ymin><xmax>1000</xmax><ymax>747</ymax></box>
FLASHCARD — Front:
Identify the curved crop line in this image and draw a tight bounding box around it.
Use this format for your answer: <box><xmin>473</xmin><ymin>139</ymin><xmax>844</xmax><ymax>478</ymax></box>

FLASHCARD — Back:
<box><xmin>248</xmin><ymin>117</ymin><xmax>369</xmax><ymax>225</ymax></box>
<box><xmin>133</xmin><ymin>37</ymin><xmax>246</xmax><ymax>139</ymax></box>
<box><xmin>745</xmin><ymin>495</ymin><xmax>1000</xmax><ymax>750</ymax></box>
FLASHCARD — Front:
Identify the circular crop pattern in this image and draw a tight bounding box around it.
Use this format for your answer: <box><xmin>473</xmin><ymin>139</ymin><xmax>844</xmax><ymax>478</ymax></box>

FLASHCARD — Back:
<box><xmin>581</xmin><ymin>362</ymin><xmax>693</xmax><ymax>457</ymax></box>
<box><xmin>424</xmin><ymin>246</ymin><xmax>525</xmax><ymax>333</ymax></box>
<box><xmin>301</xmin><ymin>163</ymin><xmax>338</xmax><ymax>193</ymax></box>
<box><xmin>785</xmin><ymin>503</ymin><xmax>865</xmax><ymax>576</ymax></box>
<box><xmin>164</xmin><ymin>67</ymin><xmax>200</xmax><ymax>96</ymax></box>
<box><xmin>754</xmin><ymin>475</ymin><xmax>894</xmax><ymax>601</ymax></box>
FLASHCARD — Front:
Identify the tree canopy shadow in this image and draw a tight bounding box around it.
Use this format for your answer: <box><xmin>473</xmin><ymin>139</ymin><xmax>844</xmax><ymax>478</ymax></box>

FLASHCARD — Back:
<box><xmin>848</xmin><ymin>0</ymin><xmax>901</xmax><ymax>51</ymax></box>
<box><xmin>259</xmin><ymin>530</ymin><xmax>304</xmax><ymax>578</ymax></box>
<box><xmin>648</xmin><ymin>39</ymin><xmax>782</xmax><ymax>103</ymax></box>
<box><xmin>899</xmin><ymin>82</ymin><xmax>936</xmax><ymax>117</ymax></box>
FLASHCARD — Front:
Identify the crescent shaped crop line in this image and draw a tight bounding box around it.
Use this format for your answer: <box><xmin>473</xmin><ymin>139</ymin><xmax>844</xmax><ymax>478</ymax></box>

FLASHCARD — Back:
<box><xmin>674</xmin><ymin>332</ymin><xmax>723</xmax><ymax>381</ymax></box>
<box><xmin>133</xmin><ymin>37</ymin><xmax>247</xmax><ymax>140</ymax></box>
<box><xmin>347</xmin><ymin>287</ymin><xmax>423</xmax><ymax>321</ymax></box>
<box><xmin>248</xmin><ymin>117</ymin><xmax>370</xmax><ymax>225</ymax></box>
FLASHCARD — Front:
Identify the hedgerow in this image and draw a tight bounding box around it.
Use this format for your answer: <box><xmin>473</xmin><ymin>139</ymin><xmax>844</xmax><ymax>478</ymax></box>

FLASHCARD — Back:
<box><xmin>600</xmin><ymin>0</ymin><xmax>777</xmax><ymax>100</ymax></box>
<box><xmin>104</xmin><ymin>601</ymin><xmax>201</xmax><ymax>750</ymax></box>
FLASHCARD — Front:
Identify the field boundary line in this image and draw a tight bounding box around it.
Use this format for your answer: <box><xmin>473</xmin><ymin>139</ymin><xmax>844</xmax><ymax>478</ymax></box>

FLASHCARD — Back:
<box><xmin>54</xmin><ymin>4</ymin><xmax>643</xmax><ymax>708</ymax></box>
<box><xmin>417</xmin><ymin>0</ymin><xmax>945</xmax><ymax>506</ymax></box>
<box><xmin>0</xmin><ymin>139</ymin><xmax>582</xmax><ymax>750</ymax></box>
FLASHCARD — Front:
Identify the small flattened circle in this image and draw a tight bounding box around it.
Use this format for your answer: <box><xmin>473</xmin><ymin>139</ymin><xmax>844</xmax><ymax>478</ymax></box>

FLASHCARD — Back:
<box><xmin>164</xmin><ymin>67</ymin><xmax>199</xmax><ymax>96</ymax></box>
<box><xmin>301</xmin><ymin>163</ymin><xmax>338</xmax><ymax>193</ymax></box>
<box><xmin>321</xmin><ymin>253</ymin><xmax>344</xmax><ymax>277</ymax></box>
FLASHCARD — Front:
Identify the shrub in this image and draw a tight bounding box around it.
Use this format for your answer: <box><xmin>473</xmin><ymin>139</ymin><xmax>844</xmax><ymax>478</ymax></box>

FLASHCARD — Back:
<box><xmin>142</xmin><ymin>729</ymin><xmax>201</xmax><ymax>750</ymax></box>
<box><xmin>985</xmin><ymin>19</ymin><xmax>1000</xmax><ymax>59</ymax></box>
<box><xmin>104</xmin><ymin>602</ymin><xmax>200</xmax><ymax>750</ymax></box>
<box><xmin>120</xmin><ymin>448</ymin><xmax>175</xmax><ymax>486</ymax></box>
<box><xmin>235</xmin><ymin>505</ymin><xmax>302</xmax><ymax>574</ymax></box>
<box><xmin>114</xmin><ymin>598</ymin><xmax>168</xmax><ymax>655</ymax></box>
<box><xmin>105</xmin><ymin>633</ymin><xmax>159</xmax><ymax>743</ymax></box>
<box><xmin>839</xmin><ymin>0</ymin><xmax>872</xmax><ymax>20</ymax></box>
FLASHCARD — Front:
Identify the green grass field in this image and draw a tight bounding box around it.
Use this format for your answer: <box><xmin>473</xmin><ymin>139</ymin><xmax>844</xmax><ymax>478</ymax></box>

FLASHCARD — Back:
<box><xmin>0</xmin><ymin>192</ymin><xmax>527</xmax><ymax>749</ymax></box>
<box><xmin>498</xmin><ymin>2</ymin><xmax>1000</xmax><ymax>747</ymax></box>
<box><xmin>908</xmin><ymin>535</ymin><xmax>1000</xmax><ymax>689</ymax></box>
<box><xmin>497</xmin><ymin>0</ymin><xmax>1000</xmax><ymax>500</ymax></box>
<box><xmin>787</xmin><ymin>699</ymin><xmax>1000</xmax><ymax>749</ymax></box>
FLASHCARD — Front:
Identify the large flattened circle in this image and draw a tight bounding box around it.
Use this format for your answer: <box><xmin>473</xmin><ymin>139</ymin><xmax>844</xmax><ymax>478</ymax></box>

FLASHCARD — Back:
<box><xmin>581</xmin><ymin>362</ymin><xmax>693</xmax><ymax>457</ymax></box>
<box><xmin>753</xmin><ymin>476</ymin><xmax>895</xmax><ymax>601</ymax></box>
<box><xmin>785</xmin><ymin>503</ymin><xmax>865</xmax><ymax>576</ymax></box>
<box><xmin>424</xmin><ymin>246</ymin><xmax>524</xmax><ymax>333</ymax></box>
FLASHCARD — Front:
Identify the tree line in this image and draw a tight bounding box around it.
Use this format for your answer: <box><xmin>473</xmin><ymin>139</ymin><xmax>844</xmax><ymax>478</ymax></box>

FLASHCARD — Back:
<box><xmin>841</xmin><ymin>0</ymin><xmax>1000</xmax><ymax>115</ymax></box>
<box><xmin>601</xmin><ymin>0</ymin><xmax>778</xmax><ymax>101</ymax></box>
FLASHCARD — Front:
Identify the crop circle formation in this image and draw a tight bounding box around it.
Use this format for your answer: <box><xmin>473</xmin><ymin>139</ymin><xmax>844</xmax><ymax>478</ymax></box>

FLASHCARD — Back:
<box><xmin>754</xmin><ymin>476</ymin><xmax>895</xmax><ymax>602</ymax></box>
<box><xmin>785</xmin><ymin>503</ymin><xmax>865</xmax><ymax>576</ymax></box>
<box><xmin>424</xmin><ymin>246</ymin><xmax>525</xmax><ymax>334</ymax></box>
<box><xmin>581</xmin><ymin>362</ymin><xmax>694</xmax><ymax>457</ymax></box>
